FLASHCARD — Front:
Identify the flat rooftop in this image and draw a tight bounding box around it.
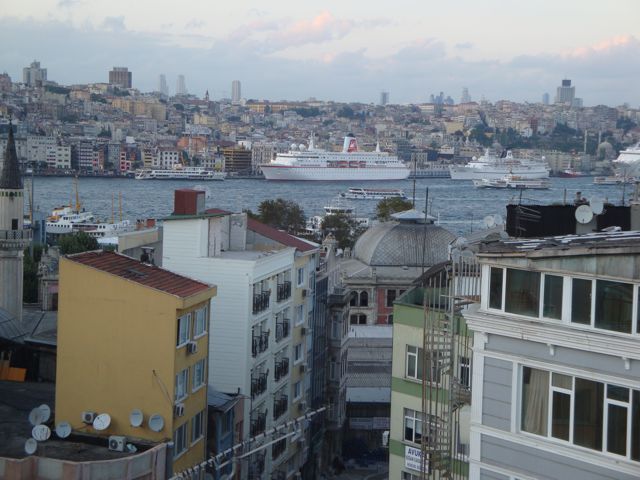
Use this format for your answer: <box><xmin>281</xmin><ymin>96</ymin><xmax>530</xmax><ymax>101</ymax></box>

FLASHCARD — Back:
<box><xmin>0</xmin><ymin>381</ymin><xmax>153</xmax><ymax>461</ymax></box>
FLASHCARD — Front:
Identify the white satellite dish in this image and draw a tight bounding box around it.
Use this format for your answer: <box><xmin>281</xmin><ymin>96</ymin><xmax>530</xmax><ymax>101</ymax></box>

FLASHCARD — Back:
<box><xmin>493</xmin><ymin>214</ymin><xmax>504</xmax><ymax>226</ymax></box>
<box><xmin>455</xmin><ymin>237</ymin><xmax>468</xmax><ymax>248</ymax></box>
<box><xmin>32</xmin><ymin>424</ymin><xmax>51</xmax><ymax>441</ymax></box>
<box><xmin>28</xmin><ymin>407</ymin><xmax>43</xmax><ymax>426</ymax></box>
<box><xmin>130</xmin><ymin>409</ymin><xmax>144</xmax><ymax>427</ymax></box>
<box><xmin>25</xmin><ymin>438</ymin><xmax>38</xmax><ymax>455</ymax></box>
<box><xmin>483</xmin><ymin>215</ymin><xmax>495</xmax><ymax>228</ymax></box>
<box><xmin>93</xmin><ymin>413</ymin><xmax>111</xmax><ymax>431</ymax></box>
<box><xmin>590</xmin><ymin>197</ymin><xmax>604</xmax><ymax>215</ymax></box>
<box><xmin>148</xmin><ymin>414</ymin><xmax>164</xmax><ymax>432</ymax></box>
<box><xmin>55</xmin><ymin>422</ymin><xmax>72</xmax><ymax>439</ymax></box>
<box><xmin>38</xmin><ymin>404</ymin><xmax>51</xmax><ymax>424</ymax></box>
<box><xmin>575</xmin><ymin>205</ymin><xmax>594</xmax><ymax>224</ymax></box>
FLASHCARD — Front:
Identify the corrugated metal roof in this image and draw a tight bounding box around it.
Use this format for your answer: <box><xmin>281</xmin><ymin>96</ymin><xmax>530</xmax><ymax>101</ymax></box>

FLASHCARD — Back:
<box><xmin>0</xmin><ymin>308</ymin><xmax>27</xmax><ymax>342</ymax></box>
<box><xmin>66</xmin><ymin>250</ymin><xmax>213</xmax><ymax>298</ymax></box>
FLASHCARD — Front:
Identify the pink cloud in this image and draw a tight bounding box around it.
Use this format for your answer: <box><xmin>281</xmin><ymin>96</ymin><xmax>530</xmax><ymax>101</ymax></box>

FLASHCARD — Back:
<box><xmin>566</xmin><ymin>34</ymin><xmax>637</xmax><ymax>58</ymax></box>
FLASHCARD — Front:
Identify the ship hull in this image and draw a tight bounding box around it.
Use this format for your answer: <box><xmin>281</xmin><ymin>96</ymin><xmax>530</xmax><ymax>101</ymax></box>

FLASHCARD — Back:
<box><xmin>449</xmin><ymin>166</ymin><xmax>549</xmax><ymax>180</ymax></box>
<box><xmin>261</xmin><ymin>166</ymin><xmax>410</xmax><ymax>181</ymax></box>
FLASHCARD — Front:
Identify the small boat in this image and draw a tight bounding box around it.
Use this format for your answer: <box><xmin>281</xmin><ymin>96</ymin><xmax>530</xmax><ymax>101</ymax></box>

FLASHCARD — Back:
<box><xmin>340</xmin><ymin>187</ymin><xmax>408</xmax><ymax>200</ymax></box>
<box><xmin>593</xmin><ymin>175</ymin><xmax>637</xmax><ymax>185</ymax></box>
<box><xmin>473</xmin><ymin>174</ymin><xmax>551</xmax><ymax>190</ymax></box>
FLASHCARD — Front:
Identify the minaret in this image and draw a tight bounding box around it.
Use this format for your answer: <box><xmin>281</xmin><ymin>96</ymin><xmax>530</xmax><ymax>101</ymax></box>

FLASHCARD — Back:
<box><xmin>0</xmin><ymin>120</ymin><xmax>31</xmax><ymax>321</ymax></box>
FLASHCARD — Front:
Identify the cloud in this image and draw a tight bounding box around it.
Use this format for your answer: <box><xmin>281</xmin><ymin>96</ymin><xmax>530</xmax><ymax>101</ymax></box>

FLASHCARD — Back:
<box><xmin>185</xmin><ymin>19</ymin><xmax>205</xmax><ymax>29</ymax></box>
<box><xmin>100</xmin><ymin>16</ymin><xmax>126</xmax><ymax>32</ymax></box>
<box><xmin>454</xmin><ymin>42</ymin><xmax>474</xmax><ymax>50</ymax></box>
<box><xmin>57</xmin><ymin>0</ymin><xmax>82</xmax><ymax>7</ymax></box>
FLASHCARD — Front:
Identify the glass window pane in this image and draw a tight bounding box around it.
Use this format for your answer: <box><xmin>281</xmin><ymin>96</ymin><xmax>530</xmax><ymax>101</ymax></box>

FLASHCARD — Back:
<box><xmin>552</xmin><ymin>373</ymin><xmax>572</xmax><ymax>389</ymax></box>
<box><xmin>489</xmin><ymin>268</ymin><xmax>503</xmax><ymax>309</ymax></box>
<box><xmin>552</xmin><ymin>391</ymin><xmax>571</xmax><ymax>441</ymax></box>
<box><xmin>607</xmin><ymin>404</ymin><xmax>627</xmax><ymax>456</ymax></box>
<box><xmin>543</xmin><ymin>275</ymin><xmax>563</xmax><ymax>319</ymax></box>
<box><xmin>521</xmin><ymin>367</ymin><xmax>549</xmax><ymax>436</ymax></box>
<box><xmin>505</xmin><ymin>270</ymin><xmax>540</xmax><ymax>317</ymax></box>
<box><xmin>573</xmin><ymin>378</ymin><xmax>603</xmax><ymax>451</ymax></box>
<box><xmin>632</xmin><ymin>391</ymin><xmax>640</xmax><ymax>461</ymax></box>
<box><xmin>607</xmin><ymin>385</ymin><xmax>629</xmax><ymax>402</ymax></box>
<box><xmin>595</xmin><ymin>280</ymin><xmax>633</xmax><ymax>333</ymax></box>
<box><xmin>571</xmin><ymin>279</ymin><xmax>592</xmax><ymax>325</ymax></box>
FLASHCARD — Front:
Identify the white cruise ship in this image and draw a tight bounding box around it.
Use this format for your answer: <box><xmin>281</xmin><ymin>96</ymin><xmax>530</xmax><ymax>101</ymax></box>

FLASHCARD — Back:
<box><xmin>135</xmin><ymin>166</ymin><xmax>226</xmax><ymax>180</ymax></box>
<box><xmin>449</xmin><ymin>150</ymin><xmax>550</xmax><ymax>180</ymax></box>
<box><xmin>261</xmin><ymin>134</ymin><xmax>410</xmax><ymax>181</ymax></box>
<box><xmin>613</xmin><ymin>142</ymin><xmax>640</xmax><ymax>177</ymax></box>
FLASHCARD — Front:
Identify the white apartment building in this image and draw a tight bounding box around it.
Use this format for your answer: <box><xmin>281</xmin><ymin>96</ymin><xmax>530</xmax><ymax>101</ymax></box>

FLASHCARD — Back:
<box><xmin>156</xmin><ymin>148</ymin><xmax>181</xmax><ymax>168</ymax></box>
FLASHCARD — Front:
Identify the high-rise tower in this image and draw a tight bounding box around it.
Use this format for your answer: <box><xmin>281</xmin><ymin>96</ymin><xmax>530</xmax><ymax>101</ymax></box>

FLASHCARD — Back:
<box><xmin>0</xmin><ymin>120</ymin><xmax>31</xmax><ymax>321</ymax></box>
<box><xmin>231</xmin><ymin>80</ymin><xmax>241</xmax><ymax>104</ymax></box>
<box><xmin>159</xmin><ymin>74</ymin><xmax>168</xmax><ymax>96</ymax></box>
<box><xmin>177</xmin><ymin>75</ymin><xmax>187</xmax><ymax>96</ymax></box>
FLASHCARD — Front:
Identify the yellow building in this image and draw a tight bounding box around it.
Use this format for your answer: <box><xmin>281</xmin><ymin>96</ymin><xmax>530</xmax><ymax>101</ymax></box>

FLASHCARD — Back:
<box><xmin>56</xmin><ymin>250</ymin><xmax>217</xmax><ymax>474</ymax></box>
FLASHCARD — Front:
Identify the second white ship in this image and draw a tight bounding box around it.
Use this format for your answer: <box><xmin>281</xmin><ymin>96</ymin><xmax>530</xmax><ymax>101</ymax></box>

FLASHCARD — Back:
<box><xmin>449</xmin><ymin>149</ymin><xmax>550</xmax><ymax>180</ymax></box>
<box><xmin>261</xmin><ymin>134</ymin><xmax>410</xmax><ymax>181</ymax></box>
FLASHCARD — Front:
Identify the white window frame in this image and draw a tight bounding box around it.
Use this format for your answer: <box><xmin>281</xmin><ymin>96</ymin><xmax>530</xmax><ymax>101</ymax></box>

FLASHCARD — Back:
<box><xmin>548</xmin><ymin>372</ymin><xmax>574</xmax><ymax>443</ymax></box>
<box><xmin>406</xmin><ymin>345</ymin><xmax>419</xmax><ymax>380</ymax></box>
<box><xmin>293</xmin><ymin>381</ymin><xmax>302</xmax><ymax>401</ymax></box>
<box><xmin>177</xmin><ymin>313</ymin><xmax>191</xmax><ymax>347</ymax></box>
<box><xmin>173</xmin><ymin>422</ymin><xmax>188</xmax><ymax>458</ymax></box>
<box><xmin>295</xmin><ymin>304</ymin><xmax>305</xmax><ymax>326</ymax></box>
<box><xmin>297</xmin><ymin>267</ymin><xmax>305</xmax><ymax>287</ymax></box>
<box><xmin>603</xmin><ymin>385</ymin><xmax>632</xmax><ymax>458</ymax></box>
<box><xmin>293</xmin><ymin>343</ymin><xmax>304</xmax><ymax>364</ymax></box>
<box><xmin>192</xmin><ymin>358</ymin><xmax>206</xmax><ymax>393</ymax></box>
<box><xmin>191</xmin><ymin>409</ymin><xmax>205</xmax><ymax>445</ymax></box>
<box><xmin>175</xmin><ymin>368</ymin><xmax>189</xmax><ymax>402</ymax></box>
<box><xmin>193</xmin><ymin>306</ymin><xmax>207</xmax><ymax>338</ymax></box>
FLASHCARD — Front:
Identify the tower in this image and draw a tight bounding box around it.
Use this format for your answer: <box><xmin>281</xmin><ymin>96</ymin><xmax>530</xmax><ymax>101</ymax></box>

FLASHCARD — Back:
<box><xmin>108</xmin><ymin>67</ymin><xmax>132</xmax><ymax>89</ymax></box>
<box><xmin>380</xmin><ymin>91</ymin><xmax>389</xmax><ymax>106</ymax></box>
<box><xmin>231</xmin><ymin>80</ymin><xmax>241</xmax><ymax>104</ymax></box>
<box><xmin>159</xmin><ymin>74</ymin><xmax>168</xmax><ymax>96</ymax></box>
<box><xmin>0</xmin><ymin>120</ymin><xmax>31</xmax><ymax>321</ymax></box>
<box><xmin>177</xmin><ymin>75</ymin><xmax>187</xmax><ymax>96</ymax></box>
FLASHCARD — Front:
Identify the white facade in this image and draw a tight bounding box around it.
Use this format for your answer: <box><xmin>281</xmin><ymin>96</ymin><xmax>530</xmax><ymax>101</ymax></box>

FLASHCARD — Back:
<box><xmin>156</xmin><ymin>149</ymin><xmax>181</xmax><ymax>168</ymax></box>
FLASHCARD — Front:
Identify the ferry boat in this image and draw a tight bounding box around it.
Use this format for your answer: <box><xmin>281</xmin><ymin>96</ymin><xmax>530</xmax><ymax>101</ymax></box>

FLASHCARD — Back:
<box><xmin>593</xmin><ymin>175</ymin><xmax>638</xmax><ymax>185</ymax></box>
<box><xmin>449</xmin><ymin>150</ymin><xmax>549</xmax><ymax>180</ymax></box>
<box><xmin>305</xmin><ymin>199</ymin><xmax>370</xmax><ymax>236</ymax></box>
<box><xmin>340</xmin><ymin>187</ymin><xmax>408</xmax><ymax>200</ymax></box>
<box><xmin>135</xmin><ymin>166</ymin><xmax>226</xmax><ymax>180</ymax></box>
<box><xmin>409</xmin><ymin>162</ymin><xmax>451</xmax><ymax>178</ymax></box>
<box><xmin>473</xmin><ymin>174</ymin><xmax>551</xmax><ymax>190</ymax></box>
<box><xmin>613</xmin><ymin>142</ymin><xmax>640</xmax><ymax>178</ymax></box>
<box><xmin>261</xmin><ymin>134</ymin><xmax>410</xmax><ymax>181</ymax></box>
<box><xmin>46</xmin><ymin>206</ymin><xmax>95</xmax><ymax>234</ymax></box>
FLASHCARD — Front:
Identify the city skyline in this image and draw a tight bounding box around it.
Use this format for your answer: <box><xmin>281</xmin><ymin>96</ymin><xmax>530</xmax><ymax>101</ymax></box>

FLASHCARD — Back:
<box><xmin>0</xmin><ymin>1</ymin><xmax>639</xmax><ymax>105</ymax></box>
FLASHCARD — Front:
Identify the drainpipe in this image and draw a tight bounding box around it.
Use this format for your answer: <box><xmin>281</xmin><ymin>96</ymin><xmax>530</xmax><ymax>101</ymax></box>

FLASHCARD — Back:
<box><xmin>165</xmin><ymin>441</ymin><xmax>175</xmax><ymax>477</ymax></box>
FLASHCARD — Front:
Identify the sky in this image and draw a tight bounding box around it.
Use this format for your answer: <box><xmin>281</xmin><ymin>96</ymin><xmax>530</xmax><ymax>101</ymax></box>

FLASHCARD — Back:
<box><xmin>1</xmin><ymin>0</ymin><xmax>639</xmax><ymax>106</ymax></box>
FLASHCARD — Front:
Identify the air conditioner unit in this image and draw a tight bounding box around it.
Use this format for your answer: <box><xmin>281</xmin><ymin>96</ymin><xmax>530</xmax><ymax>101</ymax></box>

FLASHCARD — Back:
<box><xmin>299</xmin><ymin>364</ymin><xmax>306</xmax><ymax>373</ymax></box>
<box><xmin>82</xmin><ymin>411</ymin><xmax>97</xmax><ymax>424</ymax></box>
<box><xmin>299</xmin><ymin>401</ymin><xmax>307</xmax><ymax>411</ymax></box>
<box><xmin>187</xmin><ymin>341</ymin><xmax>198</xmax><ymax>354</ymax></box>
<box><xmin>108</xmin><ymin>435</ymin><xmax>127</xmax><ymax>452</ymax></box>
<box><xmin>301</xmin><ymin>289</ymin><xmax>307</xmax><ymax>297</ymax></box>
<box><xmin>174</xmin><ymin>403</ymin><xmax>185</xmax><ymax>417</ymax></box>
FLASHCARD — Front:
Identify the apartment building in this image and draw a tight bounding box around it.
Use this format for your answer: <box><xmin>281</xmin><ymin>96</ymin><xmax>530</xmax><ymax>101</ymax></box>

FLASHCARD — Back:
<box><xmin>162</xmin><ymin>189</ymin><xmax>317</xmax><ymax>479</ymax></box>
<box><xmin>56</xmin><ymin>250</ymin><xmax>217</xmax><ymax>474</ymax></box>
<box><xmin>464</xmin><ymin>231</ymin><xmax>640</xmax><ymax>480</ymax></box>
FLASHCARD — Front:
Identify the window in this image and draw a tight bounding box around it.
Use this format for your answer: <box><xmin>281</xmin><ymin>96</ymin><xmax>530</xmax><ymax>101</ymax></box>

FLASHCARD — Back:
<box><xmin>521</xmin><ymin>366</ymin><xmax>548</xmax><ymax>436</ymax></box>
<box><xmin>386</xmin><ymin>289</ymin><xmax>397</xmax><ymax>307</ymax></box>
<box><xmin>177</xmin><ymin>314</ymin><xmax>191</xmax><ymax>347</ymax></box>
<box><xmin>193</xmin><ymin>306</ymin><xmax>207</xmax><ymax>337</ymax></box>
<box><xmin>543</xmin><ymin>274</ymin><xmax>563</xmax><ymax>319</ymax></box>
<box><xmin>406</xmin><ymin>346</ymin><xmax>422</xmax><ymax>380</ymax></box>
<box><xmin>295</xmin><ymin>304</ymin><xmax>304</xmax><ymax>326</ymax></box>
<box><xmin>297</xmin><ymin>267</ymin><xmax>305</xmax><ymax>286</ymax></box>
<box><xmin>294</xmin><ymin>343</ymin><xmax>303</xmax><ymax>363</ymax></box>
<box><xmin>350</xmin><ymin>314</ymin><xmax>367</xmax><ymax>325</ymax></box>
<box><xmin>595</xmin><ymin>280</ymin><xmax>633</xmax><ymax>333</ymax></box>
<box><xmin>404</xmin><ymin>409</ymin><xmax>435</xmax><ymax>444</ymax></box>
<box><xmin>191</xmin><ymin>410</ymin><xmax>205</xmax><ymax>443</ymax></box>
<box><xmin>574</xmin><ymin>377</ymin><xmax>603</xmax><ymax>450</ymax></box>
<box><xmin>505</xmin><ymin>269</ymin><xmax>540</xmax><ymax>317</ymax></box>
<box><xmin>405</xmin><ymin>345</ymin><xmax>443</xmax><ymax>384</ymax></box>
<box><xmin>192</xmin><ymin>359</ymin><xmax>206</xmax><ymax>392</ymax></box>
<box><xmin>293</xmin><ymin>381</ymin><xmax>301</xmax><ymax>400</ymax></box>
<box><xmin>173</xmin><ymin>423</ymin><xmax>188</xmax><ymax>457</ymax></box>
<box><xmin>489</xmin><ymin>267</ymin><xmax>503</xmax><ymax>309</ymax></box>
<box><xmin>349</xmin><ymin>291</ymin><xmax>358</xmax><ymax>306</ymax></box>
<box><xmin>175</xmin><ymin>368</ymin><xmax>189</xmax><ymax>401</ymax></box>
<box><xmin>550</xmin><ymin>373</ymin><xmax>572</xmax><ymax>441</ymax></box>
<box><xmin>359</xmin><ymin>291</ymin><xmax>369</xmax><ymax>307</ymax></box>
<box><xmin>459</xmin><ymin>356</ymin><xmax>470</xmax><ymax>388</ymax></box>
<box><xmin>571</xmin><ymin>278</ymin><xmax>591</xmax><ymax>325</ymax></box>
<box><xmin>606</xmin><ymin>385</ymin><xmax>629</xmax><ymax>456</ymax></box>
<box><xmin>402</xmin><ymin>472</ymin><xmax>420</xmax><ymax>480</ymax></box>
<box><xmin>221</xmin><ymin>410</ymin><xmax>233</xmax><ymax>436</ymax></box>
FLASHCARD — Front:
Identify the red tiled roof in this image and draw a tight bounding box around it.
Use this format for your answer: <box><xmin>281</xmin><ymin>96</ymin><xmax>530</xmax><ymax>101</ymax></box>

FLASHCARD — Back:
<box><xmin>66</xmin><ymin>250</ymin><xmax>213</xmax><ymax>298</ymax></box>
<box><xmin>205</xmin><ymin>208</ymin><xmax>232</xmax><ymax>215</ymax></box>
<box><xmin>247</xmin><ymin>218</ymin><xmax>317</xmax><ymax>253</ymax></box>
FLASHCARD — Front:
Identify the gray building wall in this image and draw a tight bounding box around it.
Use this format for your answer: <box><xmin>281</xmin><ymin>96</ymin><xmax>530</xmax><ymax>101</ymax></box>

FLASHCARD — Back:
<box><xmin>481</xmin><ymin>357</ymin><xmax>512</xmax><ymax>432</ymax></box>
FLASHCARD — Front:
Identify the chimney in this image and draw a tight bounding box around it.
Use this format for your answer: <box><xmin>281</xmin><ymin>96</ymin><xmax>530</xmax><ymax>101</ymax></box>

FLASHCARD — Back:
<box><xmin>173</xmin><ymin>189</ymin><xmax>206</xmax><ymax>215</ymax></box>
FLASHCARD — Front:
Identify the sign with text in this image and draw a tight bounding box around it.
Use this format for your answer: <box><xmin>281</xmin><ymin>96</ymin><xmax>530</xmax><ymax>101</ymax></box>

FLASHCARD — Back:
<box><xmin>405</xmin><ymin>445</ymin><xmax>428</xmax><ymax>473</ymax></box>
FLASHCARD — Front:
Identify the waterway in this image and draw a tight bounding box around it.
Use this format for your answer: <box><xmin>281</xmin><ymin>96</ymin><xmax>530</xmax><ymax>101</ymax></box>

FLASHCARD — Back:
<box><xmin>28</xmin><ymin>176</ymin><xmax>633</xmax><ymax>235</ymax></box>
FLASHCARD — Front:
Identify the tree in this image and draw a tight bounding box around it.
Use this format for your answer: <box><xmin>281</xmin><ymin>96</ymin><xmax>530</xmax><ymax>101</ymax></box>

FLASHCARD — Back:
<box><xmin>376</xmin><ymin>197</ymin><xmax>414</xmax><ymax>222</ymax></box>
<box><xmin>58</xmin><ymin>231</ymin><xmax>99</xmax><ymax>255</ymax></box>
<box><xmin>320</xmin><ymin>213</ymin><xmax>363</xmax><ymax>249</ymax></box>
<box><xmin>257</xmin><ymin>199</ymin><xmax>306</xmax><ymax>234</ymax></box>
<box><xmin>23</xmin><ymin>245</ymin><xmax>44</xmax><ymax>303</ymax></box>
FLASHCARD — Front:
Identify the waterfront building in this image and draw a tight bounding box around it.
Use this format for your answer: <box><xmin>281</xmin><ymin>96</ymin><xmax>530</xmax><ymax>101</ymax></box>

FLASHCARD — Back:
<box><xmin>108</xmin><ymin>67</ymin><xmax>132</xmax><ymax>89</ymax></box>
<box><xmin>221</xmin><ymin>146</ymin><xmax>252</xmax><ymax>174</ymax></box>
<box><xmin>56</xmin><ymin>250</ymin><xmax>217</xmax><ymax>474</ymax></box>
<box><xmin>464</xmin><ymin>231</ymin><xmax>640</xmax><ymax>480</ymax></box>
<box><xmin>162</xmin><ymin>189</ymin><xmax>318</xmax><ymax>478</ymax></box>
<box><xmin>232</xmin><ymin>80</ymin><xmax>241</xmax><ymax>104</ymax></box>
<box><xmin>22</xmin><ymin>60</ymin><xmax>47</xmax><ymax>87</ymax></box>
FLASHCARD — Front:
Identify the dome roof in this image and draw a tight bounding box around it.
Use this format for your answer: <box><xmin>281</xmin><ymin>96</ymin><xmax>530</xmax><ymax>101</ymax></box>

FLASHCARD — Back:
<box><xmin>353</xmin><ymin>221</ymin><xmax>456</xmax><ymax>267</ymax></box>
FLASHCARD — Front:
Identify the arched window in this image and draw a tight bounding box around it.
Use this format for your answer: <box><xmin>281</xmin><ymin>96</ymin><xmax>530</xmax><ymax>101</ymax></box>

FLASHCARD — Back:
<box><xmin>358</xmin><ymin>314</ymin><xmax>367</xmax><ymax>325</ymax></box>
<box><xmin>359</xmin><ymin>291</ymin><xmax>369</xmax><ymax>307</ymax></box>
<box><xmin>349</xmin><ymin>291</ymin><xmax>358</xmax><ymax>306</ymax></box>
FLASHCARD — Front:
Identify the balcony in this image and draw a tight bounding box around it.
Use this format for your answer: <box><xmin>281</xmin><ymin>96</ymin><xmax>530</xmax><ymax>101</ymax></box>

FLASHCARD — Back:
<box><xmin>271</xmin><ymin>438</ymin><xmax>287</xmax><ymax>461</ymax></box>
<box><xmin>273</xmin><ymin>395</ymin><xmax>288</xmax><ymax>420</ymax></box>
<box><xmin>275</xmin><ymin>318</ymin><xmax>290</xmax><ymax>342</ymax></box>
<box><xmin>253</xmin><ymin>291</ymin><xmax>270</xmax><ymax>314</ymax></box>
<box><xmin>250</xmin><ymin>413</ymin><xmax>267</xmax><ymax>437</ymax></box>
<box><xmin>276</xmin><ymin>281</ymin><xmax>292</xmax><ymax>302</ymax></box>
<box><xmin>249</xmin><ymin>453</ymin><xmax>266</xmax><ymax>479</ymax></box>
<box><xmin>251</xmin><ymin>372</ymin><xmax>268</xmax><ymax>399</ymax></box>
<box><xmin>251</xmin><ymin>332</ymin><xmax>269</xmax><ymax>358</ymax></box>
<box><xmin>0</xmin><ymin>229</ymin><xmax>32</xmax><ymax>248</ymax></box>
<box><xmin>274</xmin><ymin>358</ymin><xmax>289</xmax><ymax>382</ymax></box>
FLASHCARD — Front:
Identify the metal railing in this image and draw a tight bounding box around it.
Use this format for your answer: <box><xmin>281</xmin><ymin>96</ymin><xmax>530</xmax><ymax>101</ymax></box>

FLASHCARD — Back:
<box><xmin>273</xmin><ymin>395</ymin><xmax>288</xmax><ymax>420</ymax></box>
<box><xmin>276</xmin><ymin>281</ymin><xmax>291</xmax><ymax>302</ymax></box>
<box><xmin>274</xmin><ymin>358</ymin><xmax>289</xmax><ymax>381</ymax></box>
<box><xmin>250</xmin><ymin>414</ymin><xmax>267</xmax><ymax>437</ymax></box>
<box><xmin>251</xmin><ymin>372</ymin><xmax>268</xmax><ymax>398</ymax></box>
<box><xmin>253</xmin><ymin>291</ymin><xmax>270</xmax><ymax>314</ymax></box>
<box><xmin>275</xmin><ymin>319</ymin><xmax>290</xmax><ymax>342</ymax></box>
<box><xmin>251</xmin><ymin>332</ymin><xmax>269</xmax><ymax>357</ymax></box>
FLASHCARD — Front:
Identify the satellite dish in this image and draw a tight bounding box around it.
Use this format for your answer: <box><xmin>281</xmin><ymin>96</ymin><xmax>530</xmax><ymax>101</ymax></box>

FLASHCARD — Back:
<box><xmin>25</xmin><ymin>438</ymin><xmax>38</xmax><ymax>455</ymax></box>
<box><xmin>148</xmin><ymin>414</ymin><xmax>164</xmax><ymax>432</ymax></box>
<box><xmin>32</xmin><ymin>425</ymin><xmax>51</xmax><ymax>441</ymax></box>
<box><xmin>55</xmin><ymin>422</ymin><xmax>72</xmax><ymax>439</ymax></box>
<box><xmin>39</xmin><ymin>404</ymin><xmax>51</xmax><ymax>424</ymax></box>
<box><xmin>493</xmin><ymin>214</ymin><xmax>504</xmax><ymax>225</ymax></box>
<box><xmin>28</xmin><ymin>408</ymin><xmax>43</xmax><ymax>426</ymax></box>
<box><xmin>455</xmin><ymin>237</ymin><xmax>468</xmax><ymax>248</ymax></box>
<box><xmin>93</xmin><ymin>413</ymin><xmax>111</xmax><ymax>431</ymax></box>
<box><xmin>483</xmin><ymin>215</ymin><xmax>495</xmax><ymax>228</ymax></box>
<box><xmin>130</xmin><ymin>409</ymin><xmax>144</xmax><ymax>427</ymax></box>
<box><xmin>575</xmin><ymin>205</ymin><xmax>594</xmax><ymax>224</ymax></box>
<box><xmin>590</xmin><ymin>197</ymin><xmax>604</xmax><ymax>215</ymax></box>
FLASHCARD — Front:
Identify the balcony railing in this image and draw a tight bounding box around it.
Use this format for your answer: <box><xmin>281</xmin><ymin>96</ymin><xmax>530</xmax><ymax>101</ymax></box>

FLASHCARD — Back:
<box><xmin>275</xmin><ymin>318</ymin><xmax>290</xmax><ymax>342</ymax></box>
<box><xmin>0</xmin><ymin>229</ymin><xmax>32</xmax><ymax>246</ymax></box>
<box><xmin>249</xmin><ymin>452</ymin><xmax>266</xmax><ymax>479</ymax></box>
<box><xmin>253</xmin><ymin>291</ymin><xmax>270</xmax><ymax>314</ymax></box>
<box><xmin>251</xmin><ymin>372</ymin><xmax>268</xmax><ymax>398</ymax></box>
<box><xmin>271</xmin><ymin>438</ymin><xmax>287</xmax><ymax>461</ymax></box>
<box><xmin>273</xmin><ymin>395</ymin><xmax>288</xmax><ymax>420</ymax></box>
<box><xmin>251</xmin><ymin>331</ymin><xmax>269</xmax><ymax>358</ymax></box>
<box><xmin>272</xmin><ymin>471</ymin><xmax>287</xmax><ymax>480</ymax></box>
<box><xmin>276</xmin><ymin>281</ymin><xmax>292</xmax><ymax>302</ymax></box>
<box><xmin>274</xmin><ymin>358</ymin><xmax>289</xmax><ymax>382</ymax></box>
<box><xmin>250</xmin><ymin>413</ymin><xmax>267</xmax><ymax>437</ymax></box>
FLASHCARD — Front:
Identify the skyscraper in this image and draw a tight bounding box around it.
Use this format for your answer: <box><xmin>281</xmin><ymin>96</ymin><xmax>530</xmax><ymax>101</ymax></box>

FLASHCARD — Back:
<box><xmin>231</xmin><ymin>80</ymin><xmax>241</xmax><ymax>104</ymax></box>
<box><xmin>460</xmin><ymin>87</ymin><xmax>471</xmax><ymax>104</ymax></box>
<box><xmin>380</xmin><ymin>91</ymin><xmax>389</xmax><ymax>106</ymax></box>
<box><xmin>108</xmin><ymin>67</ymin><xmax>132</xmax><ymax>89</ymax></box>
<box><xmin>159</xmin><ymin>74</ymin><xmax>168</xmax><ymax>96</ymax></box>
<box><xmin>542</xmin><ymin>92</ymin><xmax>550</xmax><ymax>105</ymax></box>
<box><xmin>177</xmin><ymin>75</ymin><xmax>187</xmax><ymax>96</ymax></box>
<box><xmin>22</xmin><ymin>60</ymin><xmax>47</xmax><ymax>87</ymax></box>
<box><xmin>555</xmin><ymin>79</ymin><xmax>575</xmax><ymax>105</ymax></box>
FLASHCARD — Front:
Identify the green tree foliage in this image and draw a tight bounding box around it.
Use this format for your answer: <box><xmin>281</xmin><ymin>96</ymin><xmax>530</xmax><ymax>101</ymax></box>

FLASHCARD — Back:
<box><xmin>320</xmin><ymin>213</ymin><xmax>364</xmax><ymax>250</ymax></box>
<box><xmin>468</xmin><ymin>124</ymin><xmax>492</xmax><ymax>147</ymax></box>
<box><xmin>257</xmin><ymin>199</ymin><xmax>306</xmax><ymax>234</ymax></box>
<box><xmin>376</xmin><ymin>197</ymin><xmax>414</xmax><ymax>222</ymax></box>
<box><xmin>294</xmin><ymin>107</ymin><xmax>320</xmax><ymax>117</ymax></box>
<box><xmin>58</xmin><ymin>231</ymin><xmax>99</xmax><ymax>255</ymax></box>
<box><xmin>23</xmin><ymin>245</ymin><xmax>44</xmax><ymax>303</ymax></box>
<box><xmin>336</xmin><ymin>106</ymin><xmax>355</xmax><ymax>118</ymax></box>
<box><xmin>616</xmin><ymin>117</ymin><xmax>638</xmax><ymax>134</ymax></box>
